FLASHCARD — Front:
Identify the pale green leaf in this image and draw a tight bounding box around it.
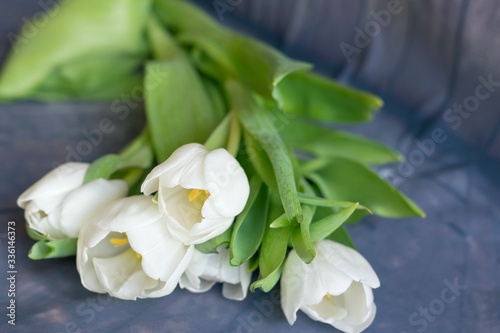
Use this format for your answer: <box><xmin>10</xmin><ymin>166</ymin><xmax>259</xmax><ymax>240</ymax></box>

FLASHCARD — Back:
<box><xmin>281</xmin><ymin>120</ymin><xmax>402</xmax><ymax>164</ymax></box>
<box><xmin>310</xmin><ymin>204</ymin><xmax>358</xmax><ymax>243</ymax></box>
<box><xmin>154</xmin><ymin>0</ymin><xmax>311</xmax><ymax>99</ymax></box>
<box><xmin>144</xmin><ymin>45</ymin><xmax>221</xmax><ymax>161</ymax></box>
<box><xmin>0</xmin><ymin>0</ymin><xmax>151</xmax><ymax>101</ymax></box>
<box><xmin>273</xmin><ymin>71</ymin><xmax>383</xmax><ymax>123</ymax></box>
<box><xmin>307</xmin><ymin>157</ymin><xmax>425</xmax><ymax>218</ymax></box>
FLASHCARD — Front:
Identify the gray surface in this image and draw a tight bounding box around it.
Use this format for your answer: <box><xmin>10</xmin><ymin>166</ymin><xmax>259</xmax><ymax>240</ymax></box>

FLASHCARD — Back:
<box><xmin>1</xmin><ymin>0</ymin><xmax>499</xmax><ymax>332</ymax></box>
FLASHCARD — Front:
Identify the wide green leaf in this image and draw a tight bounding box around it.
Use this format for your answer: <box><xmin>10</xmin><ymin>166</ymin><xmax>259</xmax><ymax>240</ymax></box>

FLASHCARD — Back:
<box><xmin>306</xmin><ymin>157</ymin><xmax>425</xmax><ymax>218</ymax></box>
<box><xmin>274</xmin><ymin>71</ymin><xmax>383</xmax><ymax>123</ymax></box>
<box><xmin>154</xmin><ymin>0</ymin><xmax>311</xmax><ymax>99</ymax></box>
<box><xmin>251</xmin><ymin>192</ymin><xmax>290</xmax><ymax>292</ymax></box>
<box><xmin>144</xmin><ymin>31</ymin><xmax>221</xmax><ymax>162</ymax></box>
<box><xmin>230</xmin><ymin>178</ymin><xmax>269</xmax><ymax>266</ymax></box>
<box><xmin>229</xmin><ymin>81</ymin><xmax>302</xmax><ymax>223</ymax></box>
<box><xmin>28</xmin><ymin>238</ymin><xmax>78</xmax><ymax>260</ymax></box>
<box><xmin>0</xmin><ymin>0</ymin><xmax>150</xmax><ymax>101</ymax></box>
<box><xmin>282</xmin><ymin>119</ymin><xmax>402</xmax><ymax>164</ymax></box>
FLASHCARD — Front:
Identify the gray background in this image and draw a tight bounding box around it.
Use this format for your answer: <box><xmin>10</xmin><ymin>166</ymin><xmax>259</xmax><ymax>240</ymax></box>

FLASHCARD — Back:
<box><xmin>0</xmin><ymin>0</ymin><xmax>499</xmax><ymax>332</ymax></box>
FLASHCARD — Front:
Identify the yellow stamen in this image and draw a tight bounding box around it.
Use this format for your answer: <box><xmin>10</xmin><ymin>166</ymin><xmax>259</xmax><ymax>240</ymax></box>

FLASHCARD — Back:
<box><xmin>136</xmin><ymin>253</ymin><xmax>142</xmax><ymax>259</ymax></box>
<box><xmin>326</xmin><ymin>293</ymin><xmax>333</xmax><ymax>302</ymax></box>
<box><xmin>188</xmin><ymin>188</ymin><xmax>210</xmax><ymax>202</ymax></box>
<box><xmin>110</xmin><ymin>237</ymin><xmax>129</xmax><ymax>248</ymax></box>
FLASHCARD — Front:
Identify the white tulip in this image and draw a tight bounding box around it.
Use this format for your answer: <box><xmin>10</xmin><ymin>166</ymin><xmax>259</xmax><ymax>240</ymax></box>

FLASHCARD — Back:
<box><xmin>77</xmin><ymin>195</ymin><xmax>194</xmax><ymax>300</ymax></box>
<box><xmin>281</xmin><ymin>240</ymin><xmax>380</xmax><ymax>333</ymax></box>
<box><xmin>141</xmin><ymin>143</ymin><xmax>250</xmax><ymax>245</ymax></box>
<box><xmin>17</xmin><ymin>162</ymin><xmax>128</xmax><ymax>239</ymax></box>
<box><xmin>180</xmin><ymin>245</ymin><xmax>252</xmax><ymax>301</ymax></box>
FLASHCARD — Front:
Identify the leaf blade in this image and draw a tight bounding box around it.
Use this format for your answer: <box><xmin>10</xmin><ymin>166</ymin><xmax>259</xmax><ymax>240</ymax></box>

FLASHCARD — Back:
<box><xmin>308</xmin><ymin>157</ymin><xmax>425</xmax><ymax>218</ymax></box>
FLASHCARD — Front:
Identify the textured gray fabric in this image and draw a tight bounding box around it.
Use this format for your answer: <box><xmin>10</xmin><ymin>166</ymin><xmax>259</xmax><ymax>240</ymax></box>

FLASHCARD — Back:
<box><xmin>0</xmin><ymin>0</ymin><xmax>499</xmax><ymax>332</ymax></box>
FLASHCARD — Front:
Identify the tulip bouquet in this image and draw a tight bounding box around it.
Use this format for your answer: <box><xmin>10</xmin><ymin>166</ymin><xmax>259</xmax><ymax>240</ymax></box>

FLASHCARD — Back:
<box><xmin>3</xmin><ymin>0</ymin><xmax>425</xmax><ymax>332</ymax></box>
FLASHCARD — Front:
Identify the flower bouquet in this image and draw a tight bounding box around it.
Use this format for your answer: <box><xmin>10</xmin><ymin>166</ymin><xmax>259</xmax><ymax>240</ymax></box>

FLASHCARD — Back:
<box><xmin>1</xmin><ymin>0</ymin><xmax>425</xmax><ymax>332</ymax></box>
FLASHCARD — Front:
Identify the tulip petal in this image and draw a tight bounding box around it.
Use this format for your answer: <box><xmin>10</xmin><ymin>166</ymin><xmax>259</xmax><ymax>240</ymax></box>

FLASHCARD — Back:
<box><xmin>203</xmin><ymin>148</ymin><xmax>249</xmax><ymax>218</ymax></box>
<box><xmin>96</xmin><ymin>196</ymin><xmax>163</xmax><ymax>232</ymax></box>
<box><xmin>77</xmin><ymin>228</ymin><xmax>125</xmax><ymax>294</ymax></box>
<box><xmin>24</xmin><ymin>201</ymin><xmax>67</xmax><ymax>239</ymax></box>
<box><xmin>59</xmin><ymin>179</ymin><xmax>128</xmax><ymax>238</ymax></box>
<box><xmin>127</xmin><ymin>219</ymin><xmax>193</xmax><ymax>285</ymax></box>
<box><xmin>17</xmin><ymin>162</ymin><xmax>88</xmax><ymax>208</ymax></box>
<box><xmin>180</xmin><ymin>246</ymin><xmax>251</xmax><ymax>300</ymax></box>
<box><xmin>141</xmin><ymin>143</ymin><xmax>207</xmax><ymax>195</ymax></box>
<box><xmin>317</xmin><ymin>240</ymin><xmax>380</xmax><ymax>289</ymax></box>
<box><xmin>93</xmin><ymin>248</ymin><xmax>158</xmax><ymax>300</ymax></box>
<box><xmin>301</xmin><ymin>297</ymin><xmax>348</xmax><ymax>323</ymax></box>
<box><xmin>221</xmin><ymin>261</ymin><xmax>252</xmax><ymax>301</ymax></box>
<box><xmin>166</xmin><ymin>215</ymin><xmax>234</xmax><ymax>245</ymax></box>
<box><xmin>180</xmin><ymin>249</ymin><xmax>217</xmax><ymax>292</ymax></box>
<box><xmin>280</xmin><ymin>249</ymin><xmax>309</xmax><ymax>325</ymax></box>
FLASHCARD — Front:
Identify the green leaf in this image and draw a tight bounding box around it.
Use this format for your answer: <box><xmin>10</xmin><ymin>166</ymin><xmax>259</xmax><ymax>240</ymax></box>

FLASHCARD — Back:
<box><xmin>230</xmin><ymin>178</ymin><xmax>269</xmax><ymax>266</ymax></box>
<box><xmin>273</xmin><ymin>71</ymin><xmax>383</xmax><ymax>123</ymax></box>
<box><xmin>326</xmin><ymin>226</ymin><xmax>357</xmax><ymax>250</ymax></box>
<box><xmin>200</xmin><ymin>74</ymin><xmax>228</xmax><ymax>121</ymax></box>
<box><xmin>310</xmin><ymin>204</ymin><xmax>358</xmax><ymax>243</ymax></box>
<box><xmin>84</xmin><ymin>128</ymin><xmax>153</xmax><ymax>185</ymax></box>
<box><xmin>0</xmin><ymin>0</ymin><xmax>151</xmax><ymax>101</ymax></box>
<box><xmin>228</xmin><ymin>81</ymin><xmax>302</xmax><ymax>223</ymax></box>
<box><xmin>297</xmin><ymin>192</ymin><xmax>370</xmax><ymax>212</ymax></box>
<box><xmin>247</xmin><ymin>252</ymin><xmax>260</xmax><ymax>272</ymax></box>
<box><xmin>242</xmin><ymin>132</ymin><xmax>278</xmax><ymax>189</ymax></box>
<box><xmin>147</xmin><ymin>14</ymin><xmax>178</xmax><ymax>61</ymax></box>
<box><xmin>144</xmin><ymin>26</ymin><xmax>222</xmax><ymax>162</ymax></box>
<box><xmin>290</xmin><ymin>205</ymin><xmax>316</xmax><ymax>264</ymax></box>
<box><xmin>307</xmin><ymin>157</ymin><xmax>425</xmax><ymax>218</ymax></box>
<box><xmin>269</xmin><ymin>213</ymin><xmax>294</xmax><ymax>228</ymax></box>
<box><xmin>83</xmin><ymin>154</ymin><xmax>123</xmax><ymax>184</ymax></box>
<box><xmin>204</xmin><ymin>112</ymin><xmax>232</xmax><ymax>151</ymax></box>
<box><xmin>250</xmin><ymin>263</ymin><xmax>283</xmax><ymax>293</ymax></box>
<box><xmin>195</xmin><ymin>226</ymin><xmax>233</xmax><ymax>254</ymax></box>
<box><xmin>28</xmin><ymin>238</ymin><xmax>78</xmax><ymax>260</ymax></box>
<box><xmin>251</xmin><ymin>192</ymin><xmax>290</xmax><ymax>292</ymax></box>
<box><xmin>154</xmin><ymin>0</ymin><xmax>311</xmax><ymax>99</ymax></box>
<box><xmin>281</xmin><ymin>120</ymin><xmax>402</xmax><ymax>164</ymax></box>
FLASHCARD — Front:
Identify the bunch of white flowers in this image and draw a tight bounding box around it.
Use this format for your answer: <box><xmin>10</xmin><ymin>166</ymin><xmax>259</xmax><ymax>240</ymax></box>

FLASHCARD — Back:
<box><xmin>18</xmin><ymin>143</ymin><xmax>382</xmax><ymax>333</ymax></box>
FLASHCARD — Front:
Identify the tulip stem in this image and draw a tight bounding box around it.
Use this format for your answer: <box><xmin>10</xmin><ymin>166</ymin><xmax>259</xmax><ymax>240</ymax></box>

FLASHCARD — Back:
<box><xmin>226</xmin><ymin>110</ymin><xmax>241</xmax><ymax>157</ymax></box>
<box><xmin>204</xmin><ymin>111</ymin><xmax>241</xmax><ymax>156</ymax></box>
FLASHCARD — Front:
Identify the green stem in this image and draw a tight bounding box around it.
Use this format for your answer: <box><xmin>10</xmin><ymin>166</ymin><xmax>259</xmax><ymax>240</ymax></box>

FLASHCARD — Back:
<box><xmin>119</xmin><ymin>127</ymin><xmax>150</xmax><ymax>161</ymax></box>
<box><xmin>204</xmin><ymin>113</ymin><xmax>231</xmax><ymax>151</ymax></box>
<box><xmin>204</xmin><ymin>110</ymin><xmax>241</xmax><ymax>156</ymax></box>
<box><xmin>226</xmin><ymin>111</ymin><xmax>241</xmax><ymax>157</ymax></box>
